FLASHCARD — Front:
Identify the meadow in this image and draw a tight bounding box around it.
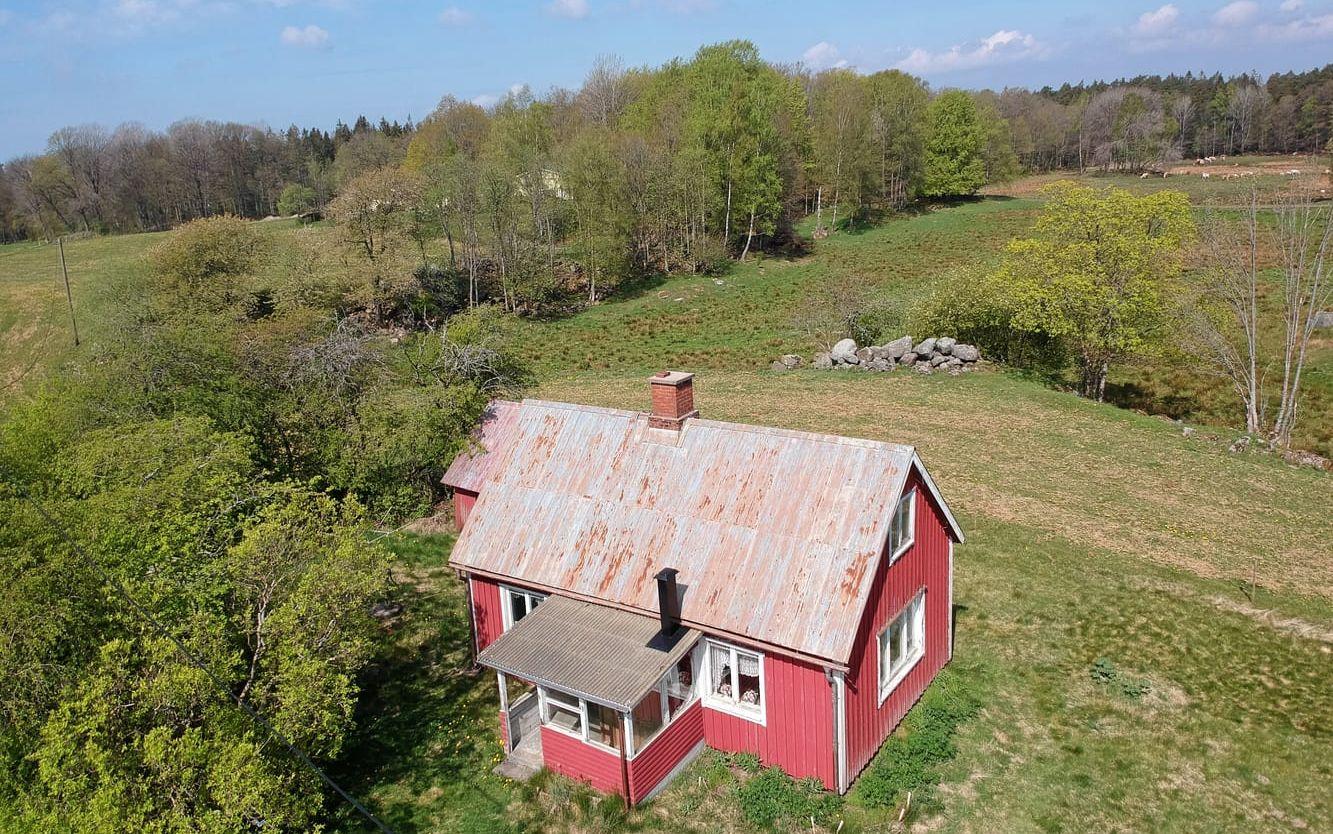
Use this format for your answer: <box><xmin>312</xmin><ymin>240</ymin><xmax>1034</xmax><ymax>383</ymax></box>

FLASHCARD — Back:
<box><xmin>2</xmin><ymin>171</ymin><xmax>1330</xmax><ymax>833</ymax></box>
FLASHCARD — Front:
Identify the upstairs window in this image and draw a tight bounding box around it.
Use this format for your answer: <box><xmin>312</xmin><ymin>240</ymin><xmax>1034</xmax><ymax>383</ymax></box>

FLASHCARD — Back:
<box><xmin>501</xmin><ymin>585</ymin><xmax>547</xmax><ymax>631</ymax></box>
<box><xmin>703</xmin><ymin>640</ymin><xmax>764</xmax><ymax>723</ymax></box>
<box><xmin>888</xmin><ymin>488</ymin><xmax>916</xmax><ymax>561</ymax></box>
<box><xmin>878</xmin><ymin>590</ymin><xmax>926</xmax><ymax>704</ymax></box>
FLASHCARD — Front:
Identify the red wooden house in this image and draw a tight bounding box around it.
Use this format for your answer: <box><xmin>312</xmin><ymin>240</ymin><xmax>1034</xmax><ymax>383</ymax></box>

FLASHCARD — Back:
<box><xmin>444</xmin><ymin>372</ymin><xmax>963</xmax><ymax>803</ymax></box>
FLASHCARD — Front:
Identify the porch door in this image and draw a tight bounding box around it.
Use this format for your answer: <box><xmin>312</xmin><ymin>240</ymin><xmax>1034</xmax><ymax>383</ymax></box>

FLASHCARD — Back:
<box><xmin>506</xmin><ymin>677</ymin><xmax>539</xmax><ymax>750</ymax></box>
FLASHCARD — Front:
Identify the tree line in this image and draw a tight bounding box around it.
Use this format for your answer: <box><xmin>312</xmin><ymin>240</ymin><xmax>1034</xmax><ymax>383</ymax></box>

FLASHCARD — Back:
<box><xmin>999</xmin><ymin>65</ymin><xmax>1333</xmax><ymax>173</ymax></box>
<box><xmin>0</xmin><ymin>115</ymin><xmax>413</xmax><ymax>243</ymax></box>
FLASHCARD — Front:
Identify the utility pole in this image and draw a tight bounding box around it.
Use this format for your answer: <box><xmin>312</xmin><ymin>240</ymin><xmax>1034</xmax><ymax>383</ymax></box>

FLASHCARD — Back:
<box><xmin>58</xmin><ymin>236</ymin><xmax>79</xmax><ymax>347</ymax></box>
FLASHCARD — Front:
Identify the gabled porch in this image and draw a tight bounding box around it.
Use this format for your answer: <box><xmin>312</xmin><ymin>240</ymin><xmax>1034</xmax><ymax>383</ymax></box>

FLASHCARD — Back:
<box><xmin>478</xmin><ymin>594</ymin><xmax>707</xmax><ymax>804</ymax></box>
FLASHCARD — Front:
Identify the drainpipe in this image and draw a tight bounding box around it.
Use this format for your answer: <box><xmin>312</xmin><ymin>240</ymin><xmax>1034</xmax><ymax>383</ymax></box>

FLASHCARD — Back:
<box><xmin>825</xmin><ymin>668</ymin><xmax>848</xmax><ymax>794</ymax></box>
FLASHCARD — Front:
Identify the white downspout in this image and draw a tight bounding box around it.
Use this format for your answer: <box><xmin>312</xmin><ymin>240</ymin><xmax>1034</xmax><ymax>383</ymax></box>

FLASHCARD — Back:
<box><xmin>827</xmin><ymin>668</ymin><xmax>848</xmax><ymax>794</ymax></box>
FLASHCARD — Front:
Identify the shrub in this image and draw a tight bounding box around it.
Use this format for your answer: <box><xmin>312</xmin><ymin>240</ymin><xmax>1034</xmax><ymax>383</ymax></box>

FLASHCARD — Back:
<box><xmin>1089</xmin><ymin>657</ymin><xmax>1151</xmax><ymax>700</ymax></box>
<box><xmin>907</xmin><ymin>266</ymin><xmax>1066</xmax><ymax>370</ymax></box>
<box><xmin>277</xmin><ymin>183</ymin><xmax>317</xmax><ymax>216</ymax></box>
<box><xmin>855</xmin><ymin>669</ymin><xmax>982</xmax><ymax>813</ymax></box>
<box><xmin>734</xmin><ymin>766</ymin><xmax>841</xmax><ymax>831</ymax></box>
<box><xmin>150</xmin><ymin>215</ymin><xmax>267</xmax><ymax>307</ymax></box>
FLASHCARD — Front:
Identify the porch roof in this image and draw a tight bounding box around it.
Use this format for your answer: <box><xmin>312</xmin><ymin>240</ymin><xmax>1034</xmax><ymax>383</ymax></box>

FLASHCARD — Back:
<box><xmin>477</xmin><ymin>595</ymin><xmax>699</xmax><ymax>711</ymax></box>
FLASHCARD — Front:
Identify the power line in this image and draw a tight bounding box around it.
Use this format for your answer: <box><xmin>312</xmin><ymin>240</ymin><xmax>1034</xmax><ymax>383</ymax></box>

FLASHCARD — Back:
<box><xmin>9</xmin><ymin>486</ymin><xmax>396</xmax><ymax>834</ymax></box>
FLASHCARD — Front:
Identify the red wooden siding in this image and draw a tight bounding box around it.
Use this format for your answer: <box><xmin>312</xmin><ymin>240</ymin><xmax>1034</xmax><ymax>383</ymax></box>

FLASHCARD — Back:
<box><xmin>843</xmin><ymin>468</ymin><xmax>953</xmax><ymax>781</ymax></box>
<box><xmin>470</xmin><ymin>575</ymin><xmax>504</xmax><ymax>652</ymax></box>
<box><xmin>541</xmin><ymin>726</ymin><xmax>625</xmax><ymax>796</ymax></box>
<box><xmin>453</xmin><ymin>489</ymin><xmax>478</xmax><ymax>531</ymax></box>
<box><xmin>627</xmin><ymin>700</ymin><xmax>705</xmax><ymax>803</ymax></box>
<box><xmin>702</xmin><ymin>651</ymin><xmax>836</xmax><ymax>789</ymax></box>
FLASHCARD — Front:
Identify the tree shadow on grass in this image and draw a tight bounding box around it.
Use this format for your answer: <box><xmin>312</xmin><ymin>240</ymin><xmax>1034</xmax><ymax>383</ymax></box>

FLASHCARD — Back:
<box><xmin>329</xmin><ymin>538</ymin><xmax>519</xmax><ymax>834</ymax></box>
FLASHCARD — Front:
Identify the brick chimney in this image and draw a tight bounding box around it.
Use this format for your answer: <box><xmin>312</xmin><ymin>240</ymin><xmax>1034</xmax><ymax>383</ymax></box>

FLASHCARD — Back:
<box><xmin>647</xmin><ymin>371</ymin><xmax>697</xmax><ymax>430</ymax></box>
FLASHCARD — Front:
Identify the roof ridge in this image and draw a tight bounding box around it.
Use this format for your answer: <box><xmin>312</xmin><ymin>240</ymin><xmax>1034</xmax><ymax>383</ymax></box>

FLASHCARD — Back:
<box><xmin>518</xmin><ymin>398</ymin><xmax>915</xmax><ymax>453</ymax></box>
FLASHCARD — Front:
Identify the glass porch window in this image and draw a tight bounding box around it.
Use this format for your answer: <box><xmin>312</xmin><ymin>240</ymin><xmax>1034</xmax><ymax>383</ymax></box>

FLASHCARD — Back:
<box><xmin>543</xmin><ymin>691</ymin><xmax>582</xmax><ymax>735</ymax></box>
<box><xmin>630</xmin><ymin>652</ymin><xmax>700</xmax><ymax>754</ymax></box>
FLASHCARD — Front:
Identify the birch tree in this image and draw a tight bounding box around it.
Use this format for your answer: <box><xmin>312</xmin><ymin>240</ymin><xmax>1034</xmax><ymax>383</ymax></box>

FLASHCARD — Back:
<box><xmin>1193</xmin><ymin>195</ymin><xmax>1264</xmax><ymax>435</ymax></box>
<box><xmin>1270</xmin><ymin>193</ymin><xmax>1332</xmax><ymax>448</ymax></box>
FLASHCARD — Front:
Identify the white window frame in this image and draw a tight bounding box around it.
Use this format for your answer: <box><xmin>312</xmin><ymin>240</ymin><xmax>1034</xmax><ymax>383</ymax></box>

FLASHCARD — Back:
<box><xmin>888</xmin><ymin>488</ymin><xmax>917</xmax><ymax>563</ymax></box>
<box><xmin>700</xmin><ymin>639</ymin><xmax>766</xmax><ymax>725</ymax></box>
<box><xmin>537</xmin><ymin>686</ymin><xmax>620</xmax><ymax>754</ymax></box>
<box><xmin>877</xmin><ymin>590</ymin><xmax>926</xmax><ymax>705</ymax></box>
<box><xmin>500</xmin><ymin>584</ymin><xmax>547</xmax><ymax>631</ymax></box>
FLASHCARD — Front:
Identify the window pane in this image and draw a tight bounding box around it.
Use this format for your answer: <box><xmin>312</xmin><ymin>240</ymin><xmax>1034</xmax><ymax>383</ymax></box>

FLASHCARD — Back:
<box><xmin>545</xmin><ymin>700</ymin><xmax>580</xmax><ymax>734</ymax></box>
<box><xmin>888</xmin><ymin>620</ymin><xmax>903</xmax><ymax>673</ymax></box>
<box><xmin>631</xmin><ymin>688</ymin><xmax>665</xmax><ymax>750</ymax></box>
<box><xmin>735</xmin><ymin>649</ymin><xmax>761</xmax><ymax>707</ymax></box>
<box><xmin>511</xmin><ymin>592</ymin><xmax>528</xmax><ymax>622</ymax></box>
<box><xmin>710</xmin><ymin>644</ymin><xmax>732</xmax><ymax>699</ymax></box>
<box><xmin>587</xmin><ymin>702</ymin><xmax>621</xmax><ymax>749</ymax></box>
<box><xmin>666</xmin><ymin>655</ymin><xmax>694</xmax><ymax>718</ymax></box>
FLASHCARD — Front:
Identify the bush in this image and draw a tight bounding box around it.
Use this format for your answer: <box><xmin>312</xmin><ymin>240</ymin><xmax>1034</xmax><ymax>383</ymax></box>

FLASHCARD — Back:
<box><xmin>150</xmin><ymin>215</ymin><xmax>267</xmax><ymax>306</ymax></box>
<box><xmin>277</xmin><ymin>183</ymin><xmax>317</xmax><ymax>216</ymax></box>
<box><xmin>907</xmin><ymin>266</ymin><xmax>1065</xmax><ymax>370</ymax></box>
<box><xmin>855</xmin><ymin>669</ymin><xmax>982</xmax><ymax>813</ymax></box>
<box><xmin>734</xmin><ymin>765</ymin><xmax>841</xmax><ymax>831</ymax></box>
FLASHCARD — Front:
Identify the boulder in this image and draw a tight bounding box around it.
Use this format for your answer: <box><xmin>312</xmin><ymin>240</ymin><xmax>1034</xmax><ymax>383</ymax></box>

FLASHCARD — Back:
<box><xmin>913</xmin><ymin>337</ymin><xmax>937</xmax><ymax>356</ymax></box>
<box><xmin>812</xmin><ymin>352</ymin><xmax>833</xmax><ymax>369</ymax></box>
<box><xmin>1313</xmin><ymin>310</ymin><xmax>1333</xmax><ymax>329</ymax></box>
<box><xmin>899</xmin><ymin>351</ymin><xmax>918</xmax><ymax>366</ymax></box>
<box><xmin>770</xmin><ymin>360</ymin><xmax>788</xmax><ymax>371</ymax></box>
<box><xmin>780</xmin><ymin>354</ymin><xmax>803</xmax><ymax>369</ymax></box>
<box><xmin>869</xmin><ymin>358</ymin><xmax>892</xmax><ymax>372</ymax></box>
<box><xmin>831</xmin><ymin>338</ymin><xmax>859</xmax><ymax>364</ymax></box>
<box><xmin>914</xmin><ymin>362</ymin><xmax>934</xmax><ymax>375</ymax></box>
<box><xmin>944</xmin><ymin>357</ymin><xmax>963</xmax><ymax>368</ymax></box>
<box><xmin>855</xmin><ymin>347</ymin><xmax>873</xmax><ymax>363</ymax></box>
<box><xmin>883</xmin><ymin>336</ymin><xmax>913</xmax><ymax>359</ymax></box>
<box><xmin>937</xmin><ymin>336</ymin><xmax>956</xmax><ymax>354</ymax></box>
<box><xmin>930</xmin><ymin>354</ymin><xmax>949</xmax><ymax>367</ymax></box>
<box><xmin>951</xmin><ymin>343</ymin><xmax>980</xmax><ymax>362</ymax></box>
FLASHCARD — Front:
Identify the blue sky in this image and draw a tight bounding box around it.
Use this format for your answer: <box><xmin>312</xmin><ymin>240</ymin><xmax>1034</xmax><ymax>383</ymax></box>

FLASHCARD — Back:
<box><xmin>1</xmin><ymin>0</ymin><xmax>1331</xmax><ymax>158</ymax></box>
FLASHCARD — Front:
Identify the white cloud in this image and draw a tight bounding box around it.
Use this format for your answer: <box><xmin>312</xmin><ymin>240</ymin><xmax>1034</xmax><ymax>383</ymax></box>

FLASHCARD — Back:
<box><xmin>802</xmin><ymin>41</ymin><xmax>848</xmax><ymax>71</ymax></box>
<box><xmin>1258</xmin><ymin>11</ymin><xmax>1333</xmax><ymax>39</ymax></box>
<box><xmin>280</xmin><ymin>23</ymin><xmax>329</xmax><ymax>47</ymax></box>
<box><xmin>111</xmin><ymin>0</ymin><xmax>191</xmax><ymax>26</ymax></box>
<box><xmin>471</xmin><ymin>93</ymin><xmax>499</xmax><ymax>108</ymax></box>
<box><xmin>1280</xmin><ymin>0</ymin><xmax>1303</xmax><ymax>11</ymax></box>
<box><xmin>438</xmin><ymin>5</ymin><xmax>471</xmax><ymax>25</ymax></box>
<box><xmin>1213</xmin><ymin>0</ymin><xmax>1259</xmax><ymax>26</ymax></box>
<box><xmin>1133</xmin><ymin>4</ymin><xmax>1179</xmax><ymax>36</ymax></box>
<box><xmin>547</xmin><ymin>0</ymin><xmax>589</xmax><ymax>19</ymax></box>
<box><xmin>894</xmin><ymin>29</ymin><xmax>1049</xmax><ymax>75</ymax></box>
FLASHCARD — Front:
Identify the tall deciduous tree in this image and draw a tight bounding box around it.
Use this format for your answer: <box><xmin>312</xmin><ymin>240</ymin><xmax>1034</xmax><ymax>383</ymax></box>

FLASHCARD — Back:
<box><xmin>921</xmin><ymin>90</ymin><xmax>987</xmax><ymax>198</ymax></box>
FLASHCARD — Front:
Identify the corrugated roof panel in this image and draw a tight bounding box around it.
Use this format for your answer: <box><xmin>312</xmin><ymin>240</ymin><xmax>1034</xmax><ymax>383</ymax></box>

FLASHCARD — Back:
<box><xmin>477</xmin><ymin>595</ymin><xmax>700</xmax><ymax>710</ymax></box>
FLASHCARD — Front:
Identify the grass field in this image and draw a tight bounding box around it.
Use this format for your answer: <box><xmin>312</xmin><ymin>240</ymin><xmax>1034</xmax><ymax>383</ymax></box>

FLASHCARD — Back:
<box><xmin>2</xmin><ymin>171</ymin><xmax>1331</xmax><ymax>833</ymax></box>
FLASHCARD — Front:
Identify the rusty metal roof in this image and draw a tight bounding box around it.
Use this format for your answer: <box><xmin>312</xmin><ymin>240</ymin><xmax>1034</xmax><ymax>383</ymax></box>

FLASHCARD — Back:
<box><xmin>445</xmin><ymin>398</ymin><xmax>961</xmax><ymax>666</ymax></box>
<box><xmin>477</xmin><ymin>594</ymin><xmax>700</xmax><ymax>710</ymax></box>
<box><xmin>442</xmin><ymin>400</ymin><xmax>521</xmax><ymax>493</ymax></box>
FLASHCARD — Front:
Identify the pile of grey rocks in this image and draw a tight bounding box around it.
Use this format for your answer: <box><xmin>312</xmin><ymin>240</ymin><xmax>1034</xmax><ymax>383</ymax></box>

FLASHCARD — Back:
<box><xmin>771</xmin><ymin>336</ymin><xmax>982</xmax><ymax>375</ymax></box>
